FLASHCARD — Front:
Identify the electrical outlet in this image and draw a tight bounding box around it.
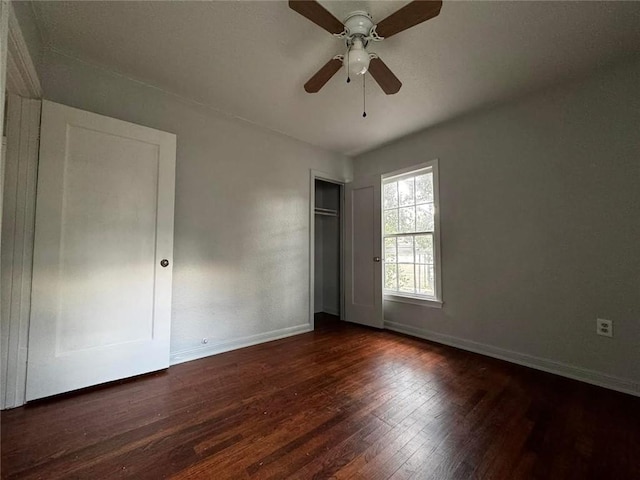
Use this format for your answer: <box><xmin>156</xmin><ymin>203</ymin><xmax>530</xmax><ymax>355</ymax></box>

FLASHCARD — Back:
<box><xmin>596</xmin><ymin>318</ymin><xmax>613</xmax><ymax>338</ymax></box>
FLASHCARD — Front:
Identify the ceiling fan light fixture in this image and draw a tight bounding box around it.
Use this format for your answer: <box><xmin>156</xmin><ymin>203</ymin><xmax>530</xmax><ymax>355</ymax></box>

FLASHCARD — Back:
<box><xmin>345</xmin><ymin>37</ymin><xmax>370</xmax><ymax>77</ymax></box>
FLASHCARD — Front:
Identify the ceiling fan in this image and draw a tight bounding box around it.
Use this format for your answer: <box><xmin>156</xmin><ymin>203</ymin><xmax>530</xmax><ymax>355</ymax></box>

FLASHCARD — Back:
<box><xmin>289</xmin><ymin>0</ymin><xmax>443</xmax><ymax>95</ymax></box>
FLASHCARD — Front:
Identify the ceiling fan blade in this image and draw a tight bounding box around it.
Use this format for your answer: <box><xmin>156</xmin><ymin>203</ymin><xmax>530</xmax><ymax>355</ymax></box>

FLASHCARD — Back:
<box><xmin>368</xmin><ymin>57</ymin><xmax>402</xmax><ymax>94</ymax></box>
<box><xmin>376</xmin><ymin>1</ymin><xmax>442</xmax><ymax>39</ymax></box>
<box><xmin>304</xmin><ymin>58</ymin><xmax>343</xmax><ymax>93</ymax></box>
<box><xmin>289</xmin><ymin>1</ymin><xmax>344</xmax><ymax>35</ymax></box>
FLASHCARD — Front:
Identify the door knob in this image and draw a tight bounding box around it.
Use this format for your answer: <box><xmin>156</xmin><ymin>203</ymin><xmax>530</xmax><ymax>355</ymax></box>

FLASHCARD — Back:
<box><xmin>160</xmin><ymin>259</ymin><xmax>169</xmax><ymax>267</ymax></box>
<box><xmin>373</xmin><ymin>257</ymin><xmax>381</xmax><ymax>262</ymax></box>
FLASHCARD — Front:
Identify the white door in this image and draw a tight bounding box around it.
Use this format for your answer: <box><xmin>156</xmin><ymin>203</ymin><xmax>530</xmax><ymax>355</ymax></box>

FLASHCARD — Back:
<box><xmin>26</xmin><ymin>101</ymin><xmax>176</xmax><ymax>401</ymax></box>
<box><xmin>345</xmin><ymin>175</ymin><xmax>383</xmax><ymax>328</ymax></box>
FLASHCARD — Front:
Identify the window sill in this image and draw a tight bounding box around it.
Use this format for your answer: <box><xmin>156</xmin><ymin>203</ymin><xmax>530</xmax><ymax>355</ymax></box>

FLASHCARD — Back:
<box><xmin>384</xmin><ymin>294</ymin><xmax>443</xmax><ymax>309</ymax></box>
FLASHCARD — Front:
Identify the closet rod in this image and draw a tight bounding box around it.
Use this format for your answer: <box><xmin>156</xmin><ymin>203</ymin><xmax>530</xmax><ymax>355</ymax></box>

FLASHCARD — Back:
<box><xmin>315</xmin><ymin>207</ymin><xmax>339</xmax><ymax>217</ymax></box>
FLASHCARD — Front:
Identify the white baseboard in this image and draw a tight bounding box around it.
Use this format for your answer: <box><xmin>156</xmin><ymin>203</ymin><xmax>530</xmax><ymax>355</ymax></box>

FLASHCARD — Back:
<box><xmin>384</xmin><ymin>320</ymin><xmax>640</xmax><ymax>398</ymax></box>
<box><xmin>170</xmin><ymin>324</ymin><xmax>313</xmax><ymax>365</ymax></box>
<box><xmin>321</xmin><ymin>306</ymin><xmax>340</xmax><ymax>316</ymax></box>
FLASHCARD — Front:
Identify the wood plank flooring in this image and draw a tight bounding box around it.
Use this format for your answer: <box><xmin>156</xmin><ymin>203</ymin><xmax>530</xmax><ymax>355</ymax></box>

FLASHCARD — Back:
<box><xmin>2</xmin><ymin>314</ymin><xmax>639</xmax><ymax>479</ymax></box>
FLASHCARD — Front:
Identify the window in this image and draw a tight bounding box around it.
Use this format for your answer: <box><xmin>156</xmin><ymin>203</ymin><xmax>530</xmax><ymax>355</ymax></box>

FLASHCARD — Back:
<box><xmin>382</xmin><ymin>161</ymin><xmax>442</xmax><ymax>306</ymax></box>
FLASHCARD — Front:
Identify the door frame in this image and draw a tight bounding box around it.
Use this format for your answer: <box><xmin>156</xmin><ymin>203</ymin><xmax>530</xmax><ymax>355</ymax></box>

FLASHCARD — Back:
<box><xmin>309</xmin><ymin>170</ymin><xmax>346</xmax><ymax>330</ymax></box>
<box><xmin>1</xmin><ymin>96</ymin><xmax>41</xmax><ymax>409</ymax></box>
<box><xmin>1</xmin><ymin>2</ymin><xmax>43</xmax><ymax>409</ymax></box>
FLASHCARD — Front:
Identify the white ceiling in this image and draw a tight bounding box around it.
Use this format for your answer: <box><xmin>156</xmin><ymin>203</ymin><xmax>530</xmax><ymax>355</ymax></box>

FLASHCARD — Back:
<box><xmin>31</xmin><ymin>1</ymin><xmax>640</xmax><ymax>156</ymax></box>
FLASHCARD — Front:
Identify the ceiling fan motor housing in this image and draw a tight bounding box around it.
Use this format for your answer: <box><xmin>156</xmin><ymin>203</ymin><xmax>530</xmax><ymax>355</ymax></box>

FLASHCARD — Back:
<box><xmin>343</xmin><ymin>11</ymin><xmax>374</xmax><ymax>38</ymax></box>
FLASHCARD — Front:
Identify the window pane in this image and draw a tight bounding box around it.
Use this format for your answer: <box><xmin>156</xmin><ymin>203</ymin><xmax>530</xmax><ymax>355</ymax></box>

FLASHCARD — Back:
<box><xmin>384</xmin><ymin>209</ymin><xmax>398</xmax><ymax>235</ymax></box>
<box><xmin>398</xmin><ymin>206</ymin><xmax>415</xmax><ymax>233</ymax></box>
<box><xmin>398</xmin><ymin>264</ymin><xmax>415</xmax><ymax>293</ymax></box>
<box><xmin>384</xmin><ymin>237</ymin><xmax>397</xmax><ymax>262</ymax></box>
<box><xmin>384</xmin><ymin>264</ymin><xmax>398</xmax><ymax>291</ymax></box>
<box><xmin>416</xmin><ymin>203</ymin><xmax>434</xmax><ymax>232</ymax></box>
<box><xmin>382</xmin><ymin>166</ymin><xmax>439</xmax><ymax>301</ymax></box>
<box><xmin>398</xmin><ymin>178</ymin><xmax>414</xmax><ymax>206</ymax></box>
<box><xmin>416</xmin><ymin>173</ymin><xmax>433</xmax><ymax>204</ymax></box>
<box><xmin>383</xmin><ymin>182</ymin><xmax>398</xmax><ymax>209</ymax></box>
<box><xmin>397</xmin><ymin>236</ymin><xmax>414</xmax><ymax>263</ymax></box>
<box><xmin>416</xmin><ymin>265</ymin><xmax>435</xmax><ymax>297</ymax></box>
<box><xmin>415</xmin><ymin>234</ymin><xmax>434</xmax><ymax>264</ymax></box>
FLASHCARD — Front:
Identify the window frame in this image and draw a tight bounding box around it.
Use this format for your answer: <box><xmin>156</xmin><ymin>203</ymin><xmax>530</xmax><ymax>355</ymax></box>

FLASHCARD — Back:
<box><xmin>381</xmin><ymin>160</ymin><xmax>443</xmax><ymax>308</ymax></box>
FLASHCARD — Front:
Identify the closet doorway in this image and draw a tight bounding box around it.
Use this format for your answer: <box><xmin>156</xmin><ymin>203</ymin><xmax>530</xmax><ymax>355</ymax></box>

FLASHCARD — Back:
<box><xmin>310</xmin><ymin>173</ymin><xmax>344</xmax><ymax>328</ymax></box>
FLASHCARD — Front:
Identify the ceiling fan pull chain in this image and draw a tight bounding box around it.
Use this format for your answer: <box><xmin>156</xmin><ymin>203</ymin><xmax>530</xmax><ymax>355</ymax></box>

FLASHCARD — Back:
<box><xmin>346</xmin><ymin>48</ymin><xmax>351</xmax><ymax>83</ymax></box>
<box><xmin>362</xmin><ymin>74</ymin><xmax>367</xmax><ymax>118</ymax></box>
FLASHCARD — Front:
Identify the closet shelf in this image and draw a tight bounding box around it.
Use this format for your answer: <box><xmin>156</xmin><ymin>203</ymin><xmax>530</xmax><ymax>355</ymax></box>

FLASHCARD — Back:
<box><xmin>315</xmin><ymin>207</ymin><xmax>339</xmax><ymax>217</ymax></box>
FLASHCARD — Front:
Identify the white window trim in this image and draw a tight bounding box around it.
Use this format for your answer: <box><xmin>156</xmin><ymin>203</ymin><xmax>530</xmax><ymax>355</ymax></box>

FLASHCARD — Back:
<box><xmin>381</xmin><ymin>159</ymin><xmax>443</xmax><ymax>308</ymax></box>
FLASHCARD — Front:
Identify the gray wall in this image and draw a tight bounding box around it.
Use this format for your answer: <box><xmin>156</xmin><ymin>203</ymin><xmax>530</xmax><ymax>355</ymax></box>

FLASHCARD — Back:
<box><xmin>353</xmin><ymin>56</ymin><xmax>640</xmax><ymax>386</ymax></box>
<box><xmin>313</xmin><ymin>215</ymin><xmax>325</xmax><ymax>314</ymax></box>
<box><xmin>321</xmin><ymin>215</ymin><xmax>340</xmax><ymax>315</ymax></box>
<box><xmin>314</xmin><ymin>186</ymin><xmax>323</xmax><ymax>313</ymax></box>
<box><xmin>40</xmin><ymin>50</ymin><xmax>352</xmax><ymax>360</ymax></box>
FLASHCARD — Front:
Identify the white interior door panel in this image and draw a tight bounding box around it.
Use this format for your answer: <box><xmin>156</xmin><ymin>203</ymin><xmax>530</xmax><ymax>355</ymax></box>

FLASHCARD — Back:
<box><xmin>26</xmin><ymin>101</ymin><xmax>176</xmax><ymax>401</ymax></box>
<box><xmin>345</xmin><ymin>175</ymin><xmax>383</xmax><ymax>329</ymax></box>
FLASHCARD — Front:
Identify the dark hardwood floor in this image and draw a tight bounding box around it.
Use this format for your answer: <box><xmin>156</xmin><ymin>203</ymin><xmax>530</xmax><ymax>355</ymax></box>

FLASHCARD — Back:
<box><xmin>2</xmin><ymin>314</ymin><xmax>639</xmax><ymax>479</ymax></box>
